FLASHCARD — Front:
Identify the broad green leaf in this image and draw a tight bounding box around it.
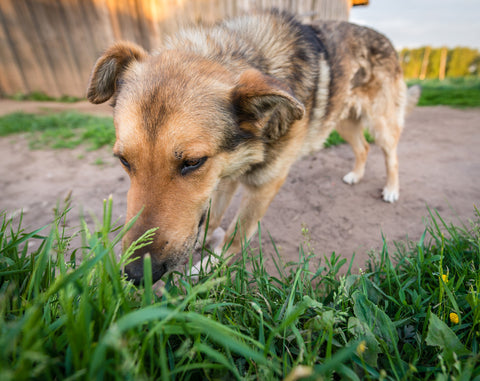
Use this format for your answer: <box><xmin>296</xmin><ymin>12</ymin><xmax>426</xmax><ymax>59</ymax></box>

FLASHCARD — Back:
<box><xmin>352</xmin><ymin>292</ymin><xmax>398</xmax><ymax>352</ymax></box>
<box><xmin>347</xmin><ymin>317</ymin><xmax>380</xmax><ymax>367</ymax></box>
<box><xmin>425</xmin><ymin>313</ymin><xmax>469</xmax><ymax>362</ymax></box>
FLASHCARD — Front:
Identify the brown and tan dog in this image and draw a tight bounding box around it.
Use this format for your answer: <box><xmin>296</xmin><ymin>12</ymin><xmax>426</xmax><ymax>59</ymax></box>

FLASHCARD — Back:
<box><xmin>87</xmin><ymin>10</ymin><xmax>420</xmax><ymax>283</ymax></box>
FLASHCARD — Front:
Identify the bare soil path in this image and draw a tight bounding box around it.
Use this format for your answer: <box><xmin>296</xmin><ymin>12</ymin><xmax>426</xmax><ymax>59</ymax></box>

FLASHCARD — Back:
<box><xmin>1</xmin><ymin>100</ymin><xmax>479</xmax><ymax>273</ymax></box>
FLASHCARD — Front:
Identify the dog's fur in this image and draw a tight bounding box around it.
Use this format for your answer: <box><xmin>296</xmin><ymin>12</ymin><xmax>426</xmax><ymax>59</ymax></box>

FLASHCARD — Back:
<box><xmin>87</xmin><ymin>10</ymin><xmax>420</xmax><ymax>283</ymax></box>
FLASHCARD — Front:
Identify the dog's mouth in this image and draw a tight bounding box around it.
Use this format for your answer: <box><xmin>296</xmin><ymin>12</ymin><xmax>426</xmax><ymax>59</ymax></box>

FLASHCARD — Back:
<box><xmin>194</xmin><ymin>209</ymin><xmax>208</xmax><ymax>246</ymax></box>
<box><xmin>198</xmin><ymin>210</ymin><xmax>207</xmax><ymax>231</ymax></box>
<box><xmin>150</xmin><ymin>261</ymin><xmax>169</xmax><ymax>284</ymax></box>
<box><xmin>124</xmin><ymin>211</ymin><xmax>208</xmax><ymax>284</ymax></box>
<box><xmin>125</xmin><ymin>255</ymin><xmax>169</xmax><ymax>285</ymax></box>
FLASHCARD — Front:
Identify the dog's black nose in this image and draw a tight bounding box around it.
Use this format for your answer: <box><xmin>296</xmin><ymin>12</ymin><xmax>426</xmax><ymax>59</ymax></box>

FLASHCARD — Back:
<box><xmin>124</xmin><ymin>263</ymin><xmax>144</xmax><ymax>285</ymax></box>
<box><xmin>125</xmin><ymin>260</ymin><xmax>168</xmax><ymax>285</ymax></box>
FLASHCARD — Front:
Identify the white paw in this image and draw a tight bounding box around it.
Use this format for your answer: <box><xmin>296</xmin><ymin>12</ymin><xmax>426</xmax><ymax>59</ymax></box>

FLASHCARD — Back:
<box><xmin>382</xmin><ymin>187</ymin><xmax>399</xmax><ymax>203</ymax></box>
<box><xmin>343</xmin><ymin>172</ymin><xmax>359</xmax><ymax>185</ymax></box>
<box><xmin>189</xmin><ymin>255</ymin><xmax>220</xmax><ymax>278</ymax></box>
<box><xmin>189</xmin><ymin>260</ymin><xmax>202</xmax><ymax>277</ymax></box>
<box><xmin>209</xmin><ymin>227</ymin><xmax>225</xmax><ymax>250</ymax></box>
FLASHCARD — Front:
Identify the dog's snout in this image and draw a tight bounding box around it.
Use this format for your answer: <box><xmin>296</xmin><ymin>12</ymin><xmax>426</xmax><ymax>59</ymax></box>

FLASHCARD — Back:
<box><xmin>125</xmin><ymin>258</ymin><xmax>168</xmax><ymax>285</ymax></box>
<box><xmin>124</xmin><ymin>262</ymin><xmax>144</xmax><ymax>286</ymax></box>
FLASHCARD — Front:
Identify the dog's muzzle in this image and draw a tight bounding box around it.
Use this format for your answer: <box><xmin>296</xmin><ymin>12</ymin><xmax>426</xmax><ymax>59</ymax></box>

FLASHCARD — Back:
<box><xmin>124</xmin><ymin>257</ymin><xmax>168</xmax><ymax>285</ymax></box>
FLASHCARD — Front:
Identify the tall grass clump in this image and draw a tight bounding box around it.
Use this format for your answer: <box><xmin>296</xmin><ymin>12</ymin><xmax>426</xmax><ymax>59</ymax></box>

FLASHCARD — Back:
<box><xmin>7</xmin><ymin>91</ymin><xmax>82</xmax><ymax>103</ymax></box>
<box><xmin>0</xmin><ymin>111</ymin><xmax>367</xmax><ymax>152</ymax></box>
<box><xmin>408</xmin><ymin>77</ymin><xmax>480</xmax><ymax>108</ymax></box>
<box><xmin>0</xmin><ymin>111</ymin><xmax>114</xmax><ymax>150</ymax></box>
<box><xmin>1</xmin><ymin>199</ymin><xmax>479</xmax><ymax>380</ymax></box>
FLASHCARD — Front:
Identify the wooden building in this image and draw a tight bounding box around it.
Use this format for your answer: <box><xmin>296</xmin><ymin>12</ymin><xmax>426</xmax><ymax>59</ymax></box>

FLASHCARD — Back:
<box><xmin>0</xmin><ymin>0</ymin><xmax>368</xmax><ymax>98</ymax></box>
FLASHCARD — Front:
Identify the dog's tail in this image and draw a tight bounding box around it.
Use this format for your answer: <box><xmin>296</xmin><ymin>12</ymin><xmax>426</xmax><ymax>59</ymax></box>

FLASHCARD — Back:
<box><xmin>405</xmin><ymin>84</ymin><xmax>421</xmax><ymax>115</ymax></box>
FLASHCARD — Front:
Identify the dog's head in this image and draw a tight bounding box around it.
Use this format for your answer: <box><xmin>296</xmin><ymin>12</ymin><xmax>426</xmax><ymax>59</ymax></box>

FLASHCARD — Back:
<box><xmin>87</xmin><ymin>41</ymin><xmax>304</xmax><ymax>283</ymax></box>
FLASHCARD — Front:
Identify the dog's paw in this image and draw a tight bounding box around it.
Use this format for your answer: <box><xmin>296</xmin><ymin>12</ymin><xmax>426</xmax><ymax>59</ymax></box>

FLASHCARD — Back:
<box><xmin>342</xmin><ymin>172</ymin><xmax>359</xmax><ymax>185</ymax></box>
<box><xmin>189</xmin><ymin>254</ymin><xmax>221</xmax><ymax>278</ymax></box>
<box><xmin>189</xmin><ymin>260</ymin><xmax>202</xmax><ymax>278</ymax></box>
<box><xmin>209</xmin><ymin>227</ymin><xmax>225</xmax><ymax>250</ymax></box>
<box><xmin>382</xmin><ymin>187</ymin><xmax>399</xmax><ymax>203</ymax></box>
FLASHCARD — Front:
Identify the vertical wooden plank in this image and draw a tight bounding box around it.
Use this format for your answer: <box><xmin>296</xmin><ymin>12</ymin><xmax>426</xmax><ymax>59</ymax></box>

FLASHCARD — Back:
<box><xmin>27</xmin><ymin>0</ymin><xmax>83</xmax><ymax>96</ymax></box>
<box><xmin>155</xmin><ymin>0</ymin><xmax>171</xmax><ymax>35</ymax></box>
<box><xmin>0</xmin><ymin>4</ymin><xmax>28</xmax><ymax>95</ymax></box>
<box><xmin>105</xmin><ymin>0</ymin><xmax>122</xmax><ymax>40</ymax></box>
<box><xmin>86</xmin><ymin>0</ymin><xmax>116</xmax><ymax>53</ymax></box>
<box><xmin>18</xmin><ymin>0</ymin><xmax>63</xmax><ymax>95</ymax></box>
<box><xmin>134</xmin><ymin>0</ymin><xmax>151</xmax><ymax>49</ymax></box>
<box><xmin>141</xmin><ymin>0</ymin><xmax>162</xmax><ymax>49</ymax></box>
<box><xmin>1</xmin><ymin>0</ymin><xmax>62</xmax><ymax>96</ymax></box>
<box><xmin>117</xmin><ymin>0</ymin><xmax>141</xmax><ymax>43</ymax></box>
<box><xmin>419</xmin><ymin>46</ymin><xmax>431</xmax><ymax>80</ymax></box>
<box><xmin>439</xmin><ymin>47</ymin><xmax>447</xmax><ymax>81</ymax></box>
<box><xmin>172</xmin><ymin>0</ymin><xmax>186</xmax><ymax>30</ymax></box>
<box><xmin>57</xmin><ymin>0</ymin><xmax>100</xmax><ymax>96</ymax></box>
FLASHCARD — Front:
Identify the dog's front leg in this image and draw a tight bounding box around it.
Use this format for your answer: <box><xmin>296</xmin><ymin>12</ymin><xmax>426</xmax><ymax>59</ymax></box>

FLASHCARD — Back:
<box><xmin>206</xmin><ymin>178</ymin><xmax>239</xmax><ymax>240</ymax></box>
<box><xmin>222</xmin><ymin>175</ymin><xmax>288</xmax><ymax>255</ymax></box>
<box><xmin>189</xmin><ymin>176</ymin><xmax>286</xmax><ymax>277</ymax></box>
<box><xmin>190</xmin><ymin>178</ymin><xmax>238</xmax><ymax>277</ymax></box>
<box><xmin>195</xmin><ymin>178</ymin><xmax>239</xmax><ymax>250</ymax></box>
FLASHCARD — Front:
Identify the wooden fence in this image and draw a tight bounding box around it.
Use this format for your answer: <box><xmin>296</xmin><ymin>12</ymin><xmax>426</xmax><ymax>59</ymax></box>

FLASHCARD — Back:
<box><xmin>0</xmin><ymin>0</ymin><xmax>351</xmax><ymax>98</ymax></box>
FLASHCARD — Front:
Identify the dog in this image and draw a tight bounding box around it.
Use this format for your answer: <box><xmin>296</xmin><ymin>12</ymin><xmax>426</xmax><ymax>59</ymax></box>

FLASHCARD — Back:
<box><xmin>87</xmin><ymin>10</ymin><xmax>420</xmax><ymax>283</ymax></box>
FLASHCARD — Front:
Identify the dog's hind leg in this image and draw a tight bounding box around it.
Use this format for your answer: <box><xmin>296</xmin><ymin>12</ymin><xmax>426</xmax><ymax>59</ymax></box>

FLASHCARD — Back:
<box><xmin>337</xmin><ymin>118</ymin><xmax>370</xmax><ymax>185</ymax></box>
<box><xmin>372</xmin><ymin>118</ymin><xmax>402</xmax><ymax>203</ymax></box>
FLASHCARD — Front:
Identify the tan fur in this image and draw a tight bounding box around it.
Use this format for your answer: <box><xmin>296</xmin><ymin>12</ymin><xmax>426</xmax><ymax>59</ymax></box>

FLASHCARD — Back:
<box><xmin>87</xmin><ymin>11</ymin><xmax>420</xmax><ymax>283</ymax></box>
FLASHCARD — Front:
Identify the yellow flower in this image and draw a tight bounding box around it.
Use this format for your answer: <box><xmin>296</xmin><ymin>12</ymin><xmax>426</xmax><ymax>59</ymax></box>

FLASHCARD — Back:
<box><xmin>441</xmin><ymin>274</ymin><xmax>448</xmax><ymax>283</ymax></box>
<box><xmin>357</xmin><ymin>340</ymin><xmax>367</xmax><ymax>355</ymax></box>
<box><xmin>450</xmin><ymin>312</ymin><xmax>459</xmax><ymax>324</ymax></box>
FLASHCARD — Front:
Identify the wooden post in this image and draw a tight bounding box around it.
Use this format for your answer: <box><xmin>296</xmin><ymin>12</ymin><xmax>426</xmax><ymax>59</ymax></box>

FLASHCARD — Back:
<box><xmin>419</xmin><ymin>46</ymin><xmax>431</xmax><ymax>80</ymax></box>
<box><xmin>439</xmin><ymin>47</ymin><xmax>447</xmax><ymax>81</ymax></box>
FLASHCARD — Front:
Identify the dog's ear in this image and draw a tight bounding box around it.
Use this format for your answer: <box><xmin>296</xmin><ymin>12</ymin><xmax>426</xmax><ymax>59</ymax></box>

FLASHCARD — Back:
<box><xmin>87</xmin><ymin>42</ymin><xmax>147</xmax><ymax>104</ymax></box>
<box><xmin>231</xmin><ymin>69</ymin><xmax>305</xmax><ymax>140</ymax></box>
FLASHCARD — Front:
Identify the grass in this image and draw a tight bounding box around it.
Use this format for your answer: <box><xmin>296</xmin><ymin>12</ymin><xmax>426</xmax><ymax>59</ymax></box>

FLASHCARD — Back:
<box><xmin>7</xmin><ymin>91</ymin><xmax>82</xmax><ymax>103</ymax></box>
<box><xmin>323</xmin><ymin>129</ymin><xmax>374</xmax><ymax>149</ymax></box>
<box><xmin>2</xmin><ymin>75</ymin><xmax>477</xmax><ymax>154</ymax></box>
<box><xmin>408</xmin><ymin>77</ymin><xmax>480</xmax><ymax>108</ymax></box>
<box><xmin>0</xmin><ymin>110</ymin><xmax>365</xmax><ymax>151</ymax></box>
<box><xmin>0</xmin><ymin>111</ymin><xmax>114</xmax><ymax>150</ymax></box>
<box><xmin>1</xmin><ymin>197</ymin><xmax>479</xmax><ymax>380</ymax></box>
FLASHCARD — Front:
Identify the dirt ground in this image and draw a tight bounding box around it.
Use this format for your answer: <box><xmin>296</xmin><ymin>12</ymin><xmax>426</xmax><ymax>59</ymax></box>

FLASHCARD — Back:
<box><xmin>1</xmin><ymin>99</ymin><xmax>479</xmax><ymax>274</ymax></box>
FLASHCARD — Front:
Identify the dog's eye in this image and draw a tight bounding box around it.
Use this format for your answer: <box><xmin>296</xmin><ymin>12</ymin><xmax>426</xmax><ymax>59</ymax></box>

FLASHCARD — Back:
<box><xmin>119</xmin><ymin>156</ymin><xmax>131</xmax><ymax>170</ymax></box>
<box><xmin>181</xmin><ymin>157</ymin><xmax>207</xmax><ymax>176</ymax></box>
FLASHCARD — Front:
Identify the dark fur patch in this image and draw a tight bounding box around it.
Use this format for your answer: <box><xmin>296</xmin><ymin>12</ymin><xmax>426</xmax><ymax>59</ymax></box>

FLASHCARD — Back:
<box><xmin>352</xmin><ymin>67</ymin><xmax>368</xmax><ymax>88</ymax></box>
<box><xmin>141</xmin><ymin>90</ymin><xmax>169</xmax><ymax>141</ymax></box>
<box><xmin>220</xmin><ymin>124</ymin><xmax>258</xmax><ymax>152</ymax></box>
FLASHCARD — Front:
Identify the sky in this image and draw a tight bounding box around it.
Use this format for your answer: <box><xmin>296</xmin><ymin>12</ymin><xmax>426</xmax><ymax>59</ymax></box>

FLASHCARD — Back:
<box><xmin>349</xmin><ymin>0</ymin><xmax>480</xmax><ymax>50</ymax></box>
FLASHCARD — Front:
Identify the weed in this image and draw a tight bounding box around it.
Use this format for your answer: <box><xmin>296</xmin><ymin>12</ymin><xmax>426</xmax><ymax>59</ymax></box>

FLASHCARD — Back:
<box><xmin>0</xmin><ymin>198</ymin><xmax>479</xmax><ymax>379</ymax></box>
<box><xmin>93</xmin><ymin>158</ymin><xmax>106</xmax><ymax>166</ymax></box>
